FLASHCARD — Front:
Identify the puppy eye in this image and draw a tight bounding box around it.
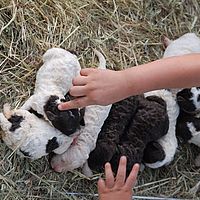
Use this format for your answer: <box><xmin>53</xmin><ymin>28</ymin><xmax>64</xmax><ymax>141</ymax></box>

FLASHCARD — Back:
<box><xmin>8</xmin><ymin>115</ymin><xmax>24</xmax><ymax>132</ymax></box>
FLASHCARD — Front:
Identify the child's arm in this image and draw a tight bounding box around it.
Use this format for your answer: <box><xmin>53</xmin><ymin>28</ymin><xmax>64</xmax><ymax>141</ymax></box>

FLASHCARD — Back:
<box><xmin>98</xmin><ymin>156</ymin><xmax>139</xmax><ymax>200</ymax></box>
<box><xmin>59</xmin><ymin>53</ymin><xmax>200</xmax><ymax>109</ymax></box>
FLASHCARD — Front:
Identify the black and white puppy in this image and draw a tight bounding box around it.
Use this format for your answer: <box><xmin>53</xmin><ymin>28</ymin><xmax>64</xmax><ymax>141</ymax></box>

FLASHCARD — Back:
<box><xmin>21</xmin><ymin>48</ymin><xmax>82</xmax><ymax>136</ymax></box>
<box><xmin>44</xmin><ymin>93</ymin><xmax>85</xmax><ymax>136</ymax></box>
<box><xmin>0</xmin><ymin>104</ymin><xmax>75</xmax><ymax>159</ymax></box>
<box><xmin>176</xmin><ymin>87</ymin><xmax>200</xmax><ymax>166</ymax></box>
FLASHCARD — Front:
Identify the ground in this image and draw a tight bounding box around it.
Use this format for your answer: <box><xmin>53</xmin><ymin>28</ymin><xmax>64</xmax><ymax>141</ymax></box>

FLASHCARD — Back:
<box><xmin>1</xmin><ymin>0</ymin><xmax>200</xmax><ymax>199</ymax></box>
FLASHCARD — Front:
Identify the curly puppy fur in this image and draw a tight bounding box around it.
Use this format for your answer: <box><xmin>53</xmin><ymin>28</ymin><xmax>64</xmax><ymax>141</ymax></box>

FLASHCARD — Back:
<box><xmin>21</xmin><ymin>48</ymin><xmax>83</xmax><ymax>135</ymax></box>
<box><xmin>163</xmin><ymin>33</ymin><xmax>200</xmax><ymax>167</ymax></box>
<box><xmin>50</xmin><ymin>50</ymin><xmax>112</xmax><ymax>174</ymax></box>
<box><xmin>88</xmin><ymin>94</ymin><xmax>169</xmax><ymax>174</ymax></box>
<box><xmin>176</xmin><ymin>87</ymin><xmax>200</xmax><ymax>166</ymax></box>
<box><xmin>0</xmin><ymin>104</ymin><xmax>74</xmax><ymax>159</ymax></box>
<box><xmin>0</xmin><ymin>49</ymin><xmax>109</xmax><ymax>162</ymax></box>
<box><xmin>143</xmin><ymin>89</ymin><xmax>179</xmax><ymax>168</ymax></box>
<box><xmin>44</xmin><ymin>93</ymin><xmax>85</xmax><ymax>135</ymax></box>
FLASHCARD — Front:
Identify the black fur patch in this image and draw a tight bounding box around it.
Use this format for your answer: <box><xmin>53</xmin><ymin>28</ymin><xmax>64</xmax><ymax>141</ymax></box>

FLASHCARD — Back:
<box><xmin>176</xmin><ymin>111</ymin><xmax>200</xmax><ymax>143</ymax></box>
<box><xmin>20</xmin><ymin>149</ymin><xmax>31</xmax><ymax>157</ymax></box>
<box><xmin>48</xmin><ymin>152</ymin><xmax>56</xmax><ymax>168</ymax></box>
<box><xmin>44</xmin><ymin>94</ymin><xmax>84</xmax><ymax>136</ymax></box>
<box><xmin>28</xmin><ymin>108</ymin><xmax>44</xmax><ymax>118</ymax></box>
<box><xmin>46</xmin><ymin>137</ymin><xmax>59</xmax><ymax>153</ymax></box>
<box><xmin>177</xmin><ymin>89</ymin><xmax>196</xmax><ymax>113</ymax></box>
<box><xmin>8</xmin><ymin>115</ymin><xmax>24</xmax><ymax>132</ymax></box>
<box><xmin>143</xmin><ymin>141</ymin><xmax>165</xmax><ymax>163</ymax></box>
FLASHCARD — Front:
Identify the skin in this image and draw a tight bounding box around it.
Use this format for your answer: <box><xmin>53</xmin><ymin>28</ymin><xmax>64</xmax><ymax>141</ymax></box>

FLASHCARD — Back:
<box><xmin>98</xmin><ymin>156</ymin><xmax>139</xmax><ymax>200</ymax></box>
<box><xmin>58</xmin><ymin>53</ymin><xmax>200</xmax><ymax>110</ymax></box>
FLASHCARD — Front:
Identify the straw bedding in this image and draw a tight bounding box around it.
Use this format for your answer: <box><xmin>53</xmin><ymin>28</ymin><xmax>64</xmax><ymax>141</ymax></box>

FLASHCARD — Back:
<box><xmin>1</xmin><ymin>0</ymin><xmax>200</xmax><ymax>199</ymax></box>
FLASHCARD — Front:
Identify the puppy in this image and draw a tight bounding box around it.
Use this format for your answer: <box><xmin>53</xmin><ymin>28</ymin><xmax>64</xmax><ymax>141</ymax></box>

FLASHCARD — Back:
<box><xmin>22</xmin><ymin>48</ymin><xmax>83</xmax><ymax>135</ymax></box>
<box><xmin>0</xmin><ymin>104</ymin><xmax>75</xmax><ymax>159</ymax></box>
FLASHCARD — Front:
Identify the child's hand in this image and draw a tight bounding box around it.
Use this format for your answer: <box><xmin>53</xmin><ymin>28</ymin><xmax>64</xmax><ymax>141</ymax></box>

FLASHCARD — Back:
<box><xmin>58</xmin><ymin>68</ymin><xmax>129</xmax><ymax>110</ymax></box>
<box><xmin>98</xmin><ymin>156</ymin><xmax>139</xmax><ymax>200</ymax></box>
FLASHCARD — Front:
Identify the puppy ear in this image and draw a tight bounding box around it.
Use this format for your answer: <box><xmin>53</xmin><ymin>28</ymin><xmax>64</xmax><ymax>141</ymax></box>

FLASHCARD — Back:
<box><xmin>46</xmin><ymin>111</ymin><xmax>56</xmax><ymax>121</ymax></box>
<box><xmin>3</xmin><ymin>103</ymin><xmax>13</xmax><ymax>119</ymax></box>
<box><xmin>46</xmin><ymin>137</ymin><xmax>59</xmax><ymax>153</ymax></box>
<box><xmin>146</xmin><ymin>95</ymin><xmax>166</xmax><ymax>107</ymax></box>
<box><xmin>161</xmin><ymin>35</ymin><xmax>172</xmax><ymax>48</ymax></box>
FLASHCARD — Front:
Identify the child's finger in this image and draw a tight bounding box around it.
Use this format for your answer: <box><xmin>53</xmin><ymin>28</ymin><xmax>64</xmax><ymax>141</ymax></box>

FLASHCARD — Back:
<box><xmin>58</xmin><ymin>97</ymin><xmax>89</xmax><ymax>110</ymax></box>
<box><xmin>97</xmin><ymin>178</ymin><xmax>106</xmax><ymax>194</ymax></box>
<box><xmin>115</xmin><ymin>156</ymin><xmax>127</xmax><ymax>187</ymax></box>
<box><xmin>72</xmin><ymin>75</ymin><xmax>88</xmax><ymax>86</ymax></box>
<box><xmin>105</xmin><ymin>162</ymin><xmax>115</xmax><ymax>188</ymax></box>
<box><xmin>69</xmin><ymin>86</ymin><xmax>88</xmax><ymax>97</ymax></box>
<box><xmin>125</xmin><ymin>164</ymin><xmax>140</xmax><ymax>189</ymax></box>
<box><xmin>80</xmin><ymin>68</ymin><xmax>96</xmax><ymax>76</ymax></box>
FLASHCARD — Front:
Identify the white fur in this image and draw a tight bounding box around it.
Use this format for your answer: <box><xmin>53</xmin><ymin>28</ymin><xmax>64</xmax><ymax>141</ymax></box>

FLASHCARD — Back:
<box><xmin>144</xmin><ymin>89</ymin><xmax>179</xmax><ymax>168</ymax></box>
<box><xmin>0</xmin><ymin>49</ymin><xmax>110</xmax><ymax>164</ymax></box>
<box><xmin>163</xmin><ymin>33</ymin><xmax>200</xmax><ymax>58</ymax></box>
<box><xmin>0</xmin><ymin>48</ymin><xmax>81</xmax><ymax>159</ymax></box>
<box><xmin>0</xmin><ymin>107</ymin><xmax>74</xmax><ymax>159</ymax></box>
<box><xmin>0</xmin><ymin>49</ymin><xmax>110</xmax><ymax>163</ymax></box>
<box><xmin>190</xmin><ymin>87</ymin><xmax>200</xmax><ymax>111</ymax></box>
<box><xmin>166</xmin><ymin>33</ymin><xmax>200</xmax><ymax>167</ymax></box>
<box><xmin>187</xmin><ymin>122</ymin><xmax>200</xmax><ymax>146</ymax></box>
<box><xmin>50</xmin><ymin>51</ymin><xmax>112</xmax><ymax>173</ymax></box>
<box><xmin>21</xmin><ymin>48</ymin><xmax>81</xmax><ymax>120</ymax></box>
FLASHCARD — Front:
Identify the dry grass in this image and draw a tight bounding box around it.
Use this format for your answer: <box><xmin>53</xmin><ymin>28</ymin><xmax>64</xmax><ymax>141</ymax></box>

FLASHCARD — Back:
<box><xmin>1</xmin><ymin>0</ymin><xmax>200</xmax><ymax>199</ymax></box>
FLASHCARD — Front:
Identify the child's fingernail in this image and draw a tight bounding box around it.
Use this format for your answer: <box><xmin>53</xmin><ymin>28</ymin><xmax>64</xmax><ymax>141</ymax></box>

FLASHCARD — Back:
<box><xmin>121</xmin><ymin>156</ymin><xmax>126</xmax><ymax>160</ymax></box>
<box><xmin>58</xmin><ymin>105</ymin><xmax>62</xmax><ymax>110</ymax></box>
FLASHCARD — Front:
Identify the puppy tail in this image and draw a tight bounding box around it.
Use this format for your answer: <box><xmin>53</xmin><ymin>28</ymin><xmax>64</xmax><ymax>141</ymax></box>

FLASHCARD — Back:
<box><xmin>93</xmin><ymin>49</ymin><xmax>106</xmax><ymax>69</ymax></box>
<box><xmin>3</xmin><ymin>103</ymin><xmax>13</xmax><ymax>119</ymax></box>
<box><xmin>162</xmin><ymin>35</ymin><xmax>172</xmax><ymax>48</ymax></box>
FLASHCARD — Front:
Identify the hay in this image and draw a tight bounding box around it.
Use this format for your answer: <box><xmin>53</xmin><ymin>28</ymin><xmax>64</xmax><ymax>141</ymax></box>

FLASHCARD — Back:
<box><xmin>1</xmin><ymin>0</ymin><xmax>200</xmax><ymax>199</ymax></box>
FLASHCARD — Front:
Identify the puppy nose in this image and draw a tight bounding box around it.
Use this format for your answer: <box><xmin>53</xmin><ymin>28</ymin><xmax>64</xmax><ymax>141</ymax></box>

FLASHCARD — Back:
<box><xmin>52</xmin><ymin>164</ymin><xmax>63</xmax><ymax>172</ymax></box>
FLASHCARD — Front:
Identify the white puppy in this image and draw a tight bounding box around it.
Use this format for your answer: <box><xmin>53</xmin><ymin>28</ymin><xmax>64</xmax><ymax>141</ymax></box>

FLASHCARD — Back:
<box><xmin>50</xmin><ymin>50</ymin><xmax>111</xmax><ymax>175</ymax></box>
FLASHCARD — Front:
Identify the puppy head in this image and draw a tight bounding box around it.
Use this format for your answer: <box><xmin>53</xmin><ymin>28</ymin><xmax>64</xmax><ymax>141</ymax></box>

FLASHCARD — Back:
<box><xmin>44</xmin><ymin>94</ymin><xmax>85</xmax><ymax>136</ymax></box>
<box><xmin>50</xmin><ymin>150</ymin><xmax>81</xmax><ymax>172</ymax></box>
<box><xmin>0</xmin><ymin>104</ymin><xmax>36</xmax><ymax>158</ymax></box>
<box><xmin>0</xmin><ymin>104</ymin><xmax>63</xmax><ymax>159</ymax></box>
<box><xmin>177</xmin><ymin>87</ymin><xmax>200</xmax><ymax>114</ymax></box>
